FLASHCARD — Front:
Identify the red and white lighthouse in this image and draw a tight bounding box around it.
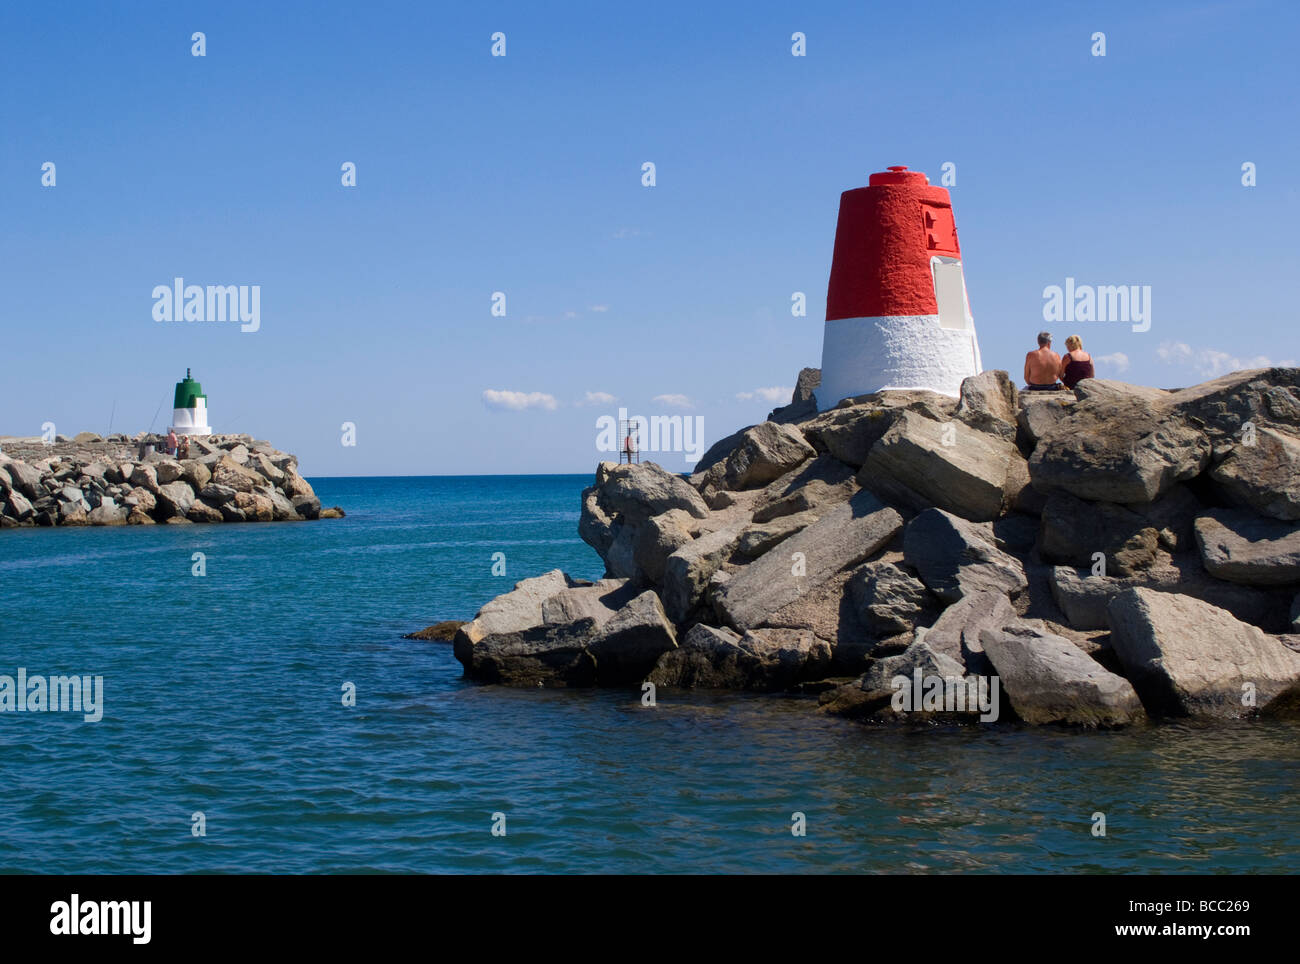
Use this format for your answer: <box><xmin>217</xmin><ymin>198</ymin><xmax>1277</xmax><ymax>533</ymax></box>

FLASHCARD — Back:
<box><xmin>815</xmin><ymin>166</ymin><xmax>982</xmax><ymax>409</ymax></box>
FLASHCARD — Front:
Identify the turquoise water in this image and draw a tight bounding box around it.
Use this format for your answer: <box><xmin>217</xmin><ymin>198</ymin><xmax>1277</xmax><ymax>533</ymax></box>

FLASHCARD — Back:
<box><xmin>1</xmin><ymin>475</ymin><xmax>1297</xmax><ymax>873</ymax></box>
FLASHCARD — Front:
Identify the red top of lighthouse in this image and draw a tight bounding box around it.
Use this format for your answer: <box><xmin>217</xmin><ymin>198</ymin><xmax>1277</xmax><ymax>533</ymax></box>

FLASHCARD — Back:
<box><xmin>825</xmin><ymin>166</ymin><xmax>963</xmax><ymax>321</ymax></box>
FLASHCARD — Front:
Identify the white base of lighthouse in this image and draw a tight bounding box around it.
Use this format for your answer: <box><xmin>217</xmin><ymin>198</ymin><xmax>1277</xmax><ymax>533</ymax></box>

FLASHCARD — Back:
<box><xmin>170</xmin><ymin>401</ymin><xmax>212</xmax><ymax>436</ymax></box>
<box><xmin>815</xmin><ymin>315</ymin><xmax>983</xmax><ymax>410</ymax></box>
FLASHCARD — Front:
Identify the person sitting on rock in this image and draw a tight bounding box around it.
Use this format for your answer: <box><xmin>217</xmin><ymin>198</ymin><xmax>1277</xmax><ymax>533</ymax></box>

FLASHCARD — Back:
<box><xmin>177</xmin><ymin>435</ymin><xmax>190</xmax><ymax>460</ymax></box>
<box><xmin>1023</xmin><ymin>331</ymin><xmax>1063</xmax><ymax>390</ymax></box>
<box><xmin>1058</xmin><ymin>334</ymin><xmax>1095</xmax><ymax>390</ymax></box>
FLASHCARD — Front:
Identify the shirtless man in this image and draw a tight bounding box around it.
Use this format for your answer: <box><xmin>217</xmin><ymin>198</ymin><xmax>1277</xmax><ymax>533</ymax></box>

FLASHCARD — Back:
<box><xmin>1024</xmin><ymin>332</ymin><xmax>1062</xmax><ymax>390</ymax></box>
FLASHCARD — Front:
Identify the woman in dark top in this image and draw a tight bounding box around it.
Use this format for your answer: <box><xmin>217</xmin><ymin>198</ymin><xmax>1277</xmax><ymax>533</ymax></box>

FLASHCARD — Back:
<box><xmin>1058</xmin><ymin>334</ymin><xmax>1095</xmax><ymax>389</ymax></box>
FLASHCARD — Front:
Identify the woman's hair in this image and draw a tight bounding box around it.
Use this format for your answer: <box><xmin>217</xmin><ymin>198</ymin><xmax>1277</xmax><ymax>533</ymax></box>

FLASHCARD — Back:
<box><xmin>1065</xmin><ymin>334</ymin><xmax>1082</xmax><ymax>351</ymax></box>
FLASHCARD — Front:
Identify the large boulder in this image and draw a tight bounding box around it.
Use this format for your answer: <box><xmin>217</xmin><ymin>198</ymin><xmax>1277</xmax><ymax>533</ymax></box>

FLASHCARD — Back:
<box><xmin>632</xmin><ymin>509</ymin><xmax>696</xmax><ymax>584</ymax></box>
<box><xmin>1049</xmin><ymin>563</ymin><xmax>1290</xmax><ymax>632</ymax></box>
<box><xmin>955</xmin><ymin>370</ymin><xmax>1019</xmax><ymax>443</ymax></box>
<box><xmin>4</xmin><ymin>461</ymin><xmax>45</xmax><ymax>500</ymax></box>
<box><xmin>737</xmin><ymin>509</ymin><xmax>820</xmax><ymax>557</ymax></box>
<box><xmin>4</xmin><ymin>489</ymin><xmax>34</xmax><ymax>521</ymax></box>
<box><xmin>87</xmin><ymin>502</ymin><xmax>128</xmax><ymax>525</ymax></box>
<box><xmin>1028</xmin><ymin>387</ymin><xmax>1209</xmax><ymax>503</ymax></box>
<box><xmin>233</xmin><ymin>491</ymin><xmax>274</xmax><ymax>521</ymax></box>
<box><xmin>722</xmin><ymin>422</ymin><xmax>815</xmax><ymax>490</ymax></box>
<box><xmin>585</xmin><ymin>589</ymin><xmax>679</xmax><ymax>684</ymax></box>
<box><xmin>1194</xmin><ymin>509</ymin><xmax>1300</xmax><ymax>586</ymax></box>
<box><xmin>848</xmin><ymin>561</ymin><xmax>932</xmax><ymax>636</ymax></box>
<box><xmin>1038</xmin><ymin>492</ymin><xmax>1159</xmax><ymax>576</ymax></box>
<box><xmin>859</xmin><ymin>410</ymin><xmax>1027</xmax><ymax>522</ymax></box>
<box><xmin>1107</xmin><ymin>588</ymin><xmax>1300</xmax><ymax>717</ymax></box>
<box><xmin>1208</xmin><ymin>427</ymin><xmax>1300</xmax><ymax>521</ymax></box>
<box><xmin>457</xmin><ymin>570</ymin><xmax>573</xmax><ymax>649</ymax></box>
<box><xmin>179</xmin><ymin>459</ymin><xmax>212</xmax><ymax>491</ymax></box>
<box><xmin>648</xmin><ymin>625</ymin><xmax>830</xmax><ymax>691</ymax></box>
<box><xmin>920</xmin><ymin>589</ymin><xmax>1018</xmax><ymax>673</ymax></box>
<box><xmin>595</xmin><ymin>461</ymin><xmax>709</xmax><ymax>522</ymax></box>
<box><xmin>979</xmin><ymin>625</ymin><xmax>1145</xmax><ymax>726</ymax></box>
<box><xmin>155</xmin><ymin>481</ymin><xmax>197</xmax><ymax>519</ymax></box>
<box><xmin>1017</xmin><ymin>393</ymin><xmax>1075</xmax><ymax>448</ymax></box>
<box><xmin>187</xmin><ymin>500</ymin><xmax>224</xmax><ymax>523</ymax></box>
<box><xmin>902</xmin><ymin>508</ymin><xmax>1027</xmax><ymax>603</ymax></box>
<box><xmin>713</xmin><ymin>491</ymin><xmax>902</xmax><ymax>630</ymax></box>
<box><xmin>751</xmin><ymin>456</ymin><xmax>857</xmax><ymax>522</ymax></box>
<box><xmin>662</xmin><ymin>526</ymin><xmax>743</xmax><ymax>623</ymax></box>
<box><xmin>209</xmin><ymin>456</ymin><xmax>265</xmax><ymax>494</ymax></box>
<box><xmin>155</xmin><ymin>460</ymin><xmax>184</xmax><ymax>485</ymax></box>
<box><xmin>129</xmin><ymin>463</ymin><xmax>160</xmax><ymax>493</ymax></box>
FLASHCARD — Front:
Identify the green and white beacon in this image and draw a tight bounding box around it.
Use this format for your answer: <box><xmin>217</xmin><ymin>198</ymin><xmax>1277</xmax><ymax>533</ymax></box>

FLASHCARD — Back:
<box><xmin>170</xmin><ymin>368</ymin><xmax>212</xmax><ymax>436</ymax></box>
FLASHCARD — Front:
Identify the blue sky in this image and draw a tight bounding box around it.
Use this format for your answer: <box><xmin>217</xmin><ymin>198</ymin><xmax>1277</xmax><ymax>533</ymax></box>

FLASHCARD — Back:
<box><xmin>2</xmin><ymin>0</ymin><xmax>1296</xmax><ymax>475</ymax></box>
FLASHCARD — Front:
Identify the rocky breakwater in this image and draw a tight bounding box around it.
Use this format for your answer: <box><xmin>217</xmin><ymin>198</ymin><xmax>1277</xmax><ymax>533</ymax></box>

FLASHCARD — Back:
<box><xmin>0</xmin><ymin>432</ymin><xmax>340</xmax><ymax>527</ymax></box>
<box><xmin>453</xmin><ymin>366</ymin><xmax>1300</xmax><ymax>727</ymax></box>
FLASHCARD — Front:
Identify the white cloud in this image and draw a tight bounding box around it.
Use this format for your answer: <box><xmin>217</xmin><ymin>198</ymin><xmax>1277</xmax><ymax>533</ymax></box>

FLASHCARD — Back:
<box><xmin>736</xmin><ymin>386</ymin><xmax>792</xmax><ymax>403</ymax></box>
<box><xmin>482</xmin><ymin>389</ymin><xmax>558</xmax><ymax>412</ymax></box>
<box><xmin>1095</xmin><ymin>352</ymin><xmax>1129</xmax><ymax>373</ymax></box>
<box><xmin>612</xmin><ymin>228</ymin><xmax>643</xmax><ymax>239</ymax></box>
<box><xmin>589</xmin><ymin>304</ymin><xmax>610</xmax><ymax>313</ymax></box>
<box><xmin>652</xmin><ymin>394</ymin><xmax>693</xmax><ymax>409</ymax></box>
<box><xmin>578</xmin><ymin>391</ymin><xmax>616</xmax><ymax>406</ymax></box>
<box><xmin>1156</xmin><ymin>341</ymin><xmax>1293</xmax><ymax>378</ymax></box>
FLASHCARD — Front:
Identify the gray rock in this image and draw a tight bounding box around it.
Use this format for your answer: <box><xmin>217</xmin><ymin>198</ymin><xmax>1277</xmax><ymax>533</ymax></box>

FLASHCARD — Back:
<box><xmin>714</xmin><ymin>491</ymin><xmax>902</xmax><ymax>630</ymax></box>
<box><xmin>5</xmin><ymin>461</ymin><xmax>45</xmax><ymax>500</ymax></box>
<box><xmin>264</xmin><ymin>487</ymin><xmax>299</xmax><ymax>521</ymax></box>
<box><xmin>595</xmin><ymin>461</ymin><xmax>709</xmax><ymax>521</ymax></box>
<box><xmin>87</xmin><ymin>502</ymin><xmax>128</xmax><ymax>525</ymax></box>
<box><xmin>586</xmin><ymin>589</ymin><xmax>679</xmax><ymax>684</ymax></box>
<box><xmin>198</xmin><ymin>483</ymin><xmax>237</xmax><ymax>506</ymax></box>
<box><xmin>663</xmin><ymin>526</ymin><xmax>743</xmax><ymax>623</ymax></box>
<box><xmin>1107</xmin><ymin>587</ymin><xmax>1300</xmax><ymax>717</ymax></box>
<box><xmin>648</xmin><ymin>625</ymin><xmax>830</xmax><ymax>691</ymax></box>
<box><xmin>1028</xmin><ymin>390</ymin><xmax>1209</xmax><ymax>503</ymax></box>
<box><xmin>801</xmin><ymin>405</ymin><xmax>904</xmax><ymax>469</ymax></box>
<box><xmin>179</xmin><ymin>459</ymin><xmax>211</xmax><ymax>491</ymax></box>
<box><xmin>633</xmin><ymin>509</ymin><xmax>696</xmax><ymax>584</ymax></box>
<box><xmin>722</xmin><ymin>422</ymin><xmax>816</xmax><ymax>490</ymax></box>
<box><xmin>859</xmin><ymin>409</ymin><xmax>1027</xmax><ymax>522</ymax></box>
<box><xmin>903</xmin><ymin>508</ymin><xmax>1028</xmax><ymax>603</ymax></box>
<box><xmin>857</xmin><ymin>641</ymin><xmax>983</xmax><ymax>719</ymax></box>
<box><xmin>291</xmin><ymin>494</ymin><xmax>321</xmax><ymax>519</ymax></box>
<box><xmin>155</xmin><ymin>460</ymin><xmax>184</xmax><ymax>485</ymax></box>
<box><xmin>921</xmin><ymin>589</ymin><xmax>1018</xmax><ymax>673</ymax></box>
<box><xmin>579</xmin><ymin>485</ymin><xmax>615</xmax><ymax>557</ymax></box>
<box><xmin>455</xmin><ymin>569</ymin><xmax>574</xmax><ymax>653</ymax></box>
<box><xmin>848</xmin><ymin>561</ymin><xmax>931</xmax><ymax>636</ymax></box>
<box><xmin>1207</xmin><ymin>427</ymin><xmax>1300</xmax><ymax>521</ymax></box>
<box><xmin>155</xmin><ymin>481</ymin><xmax>196</xmax><ymax>518</ymax></box>
<box><xmin>128</xmin><ymin>463</ymin><xmax>160</xmax><ymax>493</ymax></box>
<box><xmin>1038</xmin><ymin>492</ymin><xmax>1160</xmax><ymax>576</ymax></box>
<box><xmin>1194</xmin><ymin>509</ymin><xmax>1300</xmax><ymax>585</ymax></box>
<box><xmin>979</xmin><ymin>625</ymin><xmax>1145</xmax><ymax>726</ymax></box>
<box><xmin>58</xmin><ymin>500</ymin><xmax>88</xmax><ymax>525</ymax></box>
<box><xmin>956</xmin><ymin>369</ymin><xmax>1019</xmax><ymax>443</ymax></box>
<box><xmin>1049</xmin><ymin>560</ymin><xmax>1290</xmax><ymax>632</ymax></box>
<box><xmin>4</xmin><ymin>490</ymin><xmax>34</xmax><ymax>520</ymax></box>
<box><xmin>209</xmin><ymin>456</ymin><xmax>263</xmax><ymax>494</ymax></box>
<box><xmin>737</xmin><ymin>509</ymin><xmax>819</xmax><ymax>557</ymax></box>
<box><xmin>1017</xmin><ymin>392</ymin><xmax>1076</xmax><ymax>448</ymax></box>
<box><xmin>187</xmin><ymin>500</ymin><xmax>224</xmax><ymax>523</ymax></box>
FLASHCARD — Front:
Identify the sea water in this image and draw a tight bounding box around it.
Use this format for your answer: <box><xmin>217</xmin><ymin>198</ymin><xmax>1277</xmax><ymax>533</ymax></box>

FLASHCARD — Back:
<box><xmin>1</xmin><ymin>475</ymin><xmax>1296</xmax><ymax>873</ymax></box>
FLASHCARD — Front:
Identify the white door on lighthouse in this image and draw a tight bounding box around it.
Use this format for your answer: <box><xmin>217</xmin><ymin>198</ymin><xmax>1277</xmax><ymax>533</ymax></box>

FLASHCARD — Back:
<box><xmin>931</xmin><ymin>257</ymin><xmax>972</xmax><ymax>331</ymax></box>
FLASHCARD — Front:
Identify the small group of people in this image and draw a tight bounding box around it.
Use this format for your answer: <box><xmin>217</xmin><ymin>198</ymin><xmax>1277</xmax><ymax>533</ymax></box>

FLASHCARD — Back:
<box><xmin>160</xmin><ymin>429</ymin><xmax>190</xmax><ymax>459</ymax></box>
<box><xmin>1023</xmin><ymin>331</ymin><xmax>1095</xmax><ymax>391</ymax></box>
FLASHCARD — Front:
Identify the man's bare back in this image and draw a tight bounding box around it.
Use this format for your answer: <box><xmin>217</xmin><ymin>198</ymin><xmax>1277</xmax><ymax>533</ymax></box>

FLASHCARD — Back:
<box><xmin>1024</xmin><ymin>347</ymin><xmax>1061</xmax><ymax>386</ymax></box>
